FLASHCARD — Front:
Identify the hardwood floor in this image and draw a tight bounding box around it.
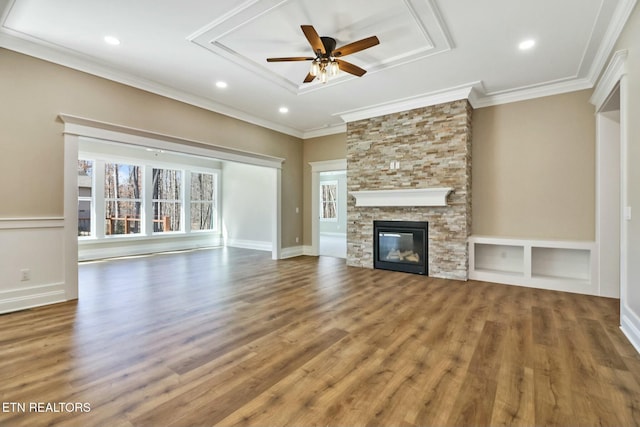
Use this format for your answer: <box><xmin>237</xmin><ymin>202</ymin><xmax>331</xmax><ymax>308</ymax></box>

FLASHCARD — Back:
<box><xmin>1</xmin><ymin>247</ymin><xmax>639</xmax><ymax>426</ymax></box>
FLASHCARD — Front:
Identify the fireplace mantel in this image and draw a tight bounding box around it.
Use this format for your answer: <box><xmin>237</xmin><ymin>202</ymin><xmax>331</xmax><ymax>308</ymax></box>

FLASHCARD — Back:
<box><xmin>351</xmin><ymin>188</ymin><xmax>453</xmax><ymax>207</ymax></box>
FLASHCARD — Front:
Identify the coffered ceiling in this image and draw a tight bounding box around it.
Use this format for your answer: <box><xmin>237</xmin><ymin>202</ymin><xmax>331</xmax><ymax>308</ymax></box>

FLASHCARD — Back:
<box><xmin>0</xmin><ymin>0</ymin><xmax>635</xmax><ymax>138</ymax></box>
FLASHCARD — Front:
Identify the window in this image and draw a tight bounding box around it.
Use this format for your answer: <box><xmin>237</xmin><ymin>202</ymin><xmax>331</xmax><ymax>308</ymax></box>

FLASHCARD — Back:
<box><xmin>104</xmin><ymin>162</ymin><xmax>142</xmax><ymax>235</ymax></box>
<box><xmin>78</xmin><ymin>160</ymin><xmax>93</xmax><ymax>236</ymax></box>
<box><xmin>190</xmin><ymin>172</ymin><xmax>217</xmax><ymax>231</ymax></box>
<box><xmin>152</xmin><ymin>168</ymin><xmax>182</xmax><ymax>232</ymax></box>
<box><xmin>77</xmin><ymin>148</ymin><xmax>219</xmax><ymax>242</ymax></box>
<box><xmin>320</xmin><ymin>180</ymin><xmax>338</xmax><ymax>222</ymax></box>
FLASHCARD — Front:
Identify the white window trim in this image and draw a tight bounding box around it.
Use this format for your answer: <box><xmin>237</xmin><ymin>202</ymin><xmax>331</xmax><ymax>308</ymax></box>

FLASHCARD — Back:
<box><xmin>78</xmin><ymin>152</ymin><xmax>221</xmax><ymax>243</ymax></box>
<box><xmin>188</xmin><ymin>170</ymin><xmax>220</xmax><ymax>233</ymax></box>
<box><xmin>151</xmin><ymin>167</ymin><xmax>184</xmax><ymax>234</ymax></box>
<box><xmin>320</xmin><ymin>179</ymin><xmax>339</xmax><ymax>223</ymax></box>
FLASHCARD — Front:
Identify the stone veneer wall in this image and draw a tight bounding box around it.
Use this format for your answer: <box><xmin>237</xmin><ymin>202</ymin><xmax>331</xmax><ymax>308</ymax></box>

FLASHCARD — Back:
<box><xmin>346</xmin><ymin>99</ymin><xmax>472</xmax><ymax>280</ymax></box>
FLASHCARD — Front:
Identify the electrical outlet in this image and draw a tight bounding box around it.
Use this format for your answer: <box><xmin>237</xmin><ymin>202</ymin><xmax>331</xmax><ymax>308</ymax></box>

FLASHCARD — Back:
<box><xmin>20</xmin><ymin>269</ymin><xmax>30</xmax><ymax>282</ymax></box>
<box><xmin>295</xmin><ymin>237</ymin><xmax>299</xmax><ymax>243</ymax></box>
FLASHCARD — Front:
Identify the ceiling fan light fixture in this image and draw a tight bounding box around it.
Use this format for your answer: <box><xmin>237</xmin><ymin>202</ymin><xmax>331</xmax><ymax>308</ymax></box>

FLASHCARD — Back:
<box><xmin>310</xmin><ymin>61</ymin><xmax>320</xmax><ymax>76</ymax></box>
<box><xmin>329</xmin><ymin>60</ymin><xmax>340</xmax><ymax>76</ymax></box>
<box><xmin>320</xmin><ymin>69</ymin><xmax>328</xmax><ymax>84</ymax></box>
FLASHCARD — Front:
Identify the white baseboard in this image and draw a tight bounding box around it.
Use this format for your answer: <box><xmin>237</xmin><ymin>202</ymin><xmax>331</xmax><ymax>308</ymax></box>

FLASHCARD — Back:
<box><xmin>225</xmin><ymin>238</ymin><xmax>272</xmax><ymax>252</ymax></box>
<box><xmin>621</xmin><ymin>304</ymin><xmax>640</xmax><ymax>354</ymax></box>
<box><xmin>320</xmin><ymin>232</ymin><xmax>347</xmax><ymax>237</ymax></box>
<box><xmin>280</xmin><ymin>246</ymin><xmax>305</xmax><ymax>258</ymax></box>
<box><xmin>0</xmin><ymin>283</ymin><xmax>66</xmax><ymax>314</ymax></box>
<box><xmin>280</xmin><ymin>246</ymin><xmax>325</xmax><ymax>258</ymax></box>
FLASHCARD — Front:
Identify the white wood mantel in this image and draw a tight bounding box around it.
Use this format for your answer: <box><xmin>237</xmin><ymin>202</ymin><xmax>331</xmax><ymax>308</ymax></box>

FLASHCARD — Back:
<box><xmin>351</xmin><ymin>188</ymin><xmax>453</xmax><ymax>207</ymax></box>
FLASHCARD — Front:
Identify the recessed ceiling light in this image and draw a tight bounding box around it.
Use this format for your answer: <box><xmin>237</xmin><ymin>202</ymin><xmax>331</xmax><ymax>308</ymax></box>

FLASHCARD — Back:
<box><xmin>215</xmin><ymin>81</ymin><xmax>228</xmax><ymax>89</ymax></box>
<box><xmin>279</xmin><ymin>107</ymin><xmax>289</xmax><ymax>114</ymax></box>
<box><xmin>518</xmin><ymin>39</ymin><xmax>535</xmax><ymax>50</ymax></box>
<box><xmin>104</xmin><ymin>35</ymin><xmax>120</xmax><ymax>46</ymax></box>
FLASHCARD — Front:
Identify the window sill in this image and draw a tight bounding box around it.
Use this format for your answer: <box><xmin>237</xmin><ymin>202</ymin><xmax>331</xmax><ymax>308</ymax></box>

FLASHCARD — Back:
<box><xmin>78</xmin><ymin>230</ymin><xmax>220</xmax><ymax>244</ymax></box>
<box><xmin>78</xmin><ymin>231</ymin><xmax>223</xmax><ymax>261</ymax></box>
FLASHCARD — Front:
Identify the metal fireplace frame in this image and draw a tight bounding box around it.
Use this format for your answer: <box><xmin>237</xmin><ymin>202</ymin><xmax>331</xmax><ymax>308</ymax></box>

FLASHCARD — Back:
<box><xmin>373</xmin><ymin>220</ymin><xmax>428</xmax><ymax>275</ymax></box>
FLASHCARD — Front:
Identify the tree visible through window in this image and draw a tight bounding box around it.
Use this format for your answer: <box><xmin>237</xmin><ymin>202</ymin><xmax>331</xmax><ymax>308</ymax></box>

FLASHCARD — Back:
<box><xmin>191</xmin><ymin>172</ymin><xmax>216</xmax><ymax>231</ymax></box>
<box><xmin>105</xmin><ymin>162</ymin><xmax>142</xmax><ymax>235</ymax></box>
<box><xmin>152</xmin><ymin>168</ymin><xmax>182</xmax><ymax>232</ymax></box>
<box><xmin>78</xmin><ymin>160</ymin><xmax>93</xmax><ymax>236</ymax></box>
<box><xmin>320</xmin><ymin>181</ymin><xmax>338</xmax><ymax>221</ymax></box>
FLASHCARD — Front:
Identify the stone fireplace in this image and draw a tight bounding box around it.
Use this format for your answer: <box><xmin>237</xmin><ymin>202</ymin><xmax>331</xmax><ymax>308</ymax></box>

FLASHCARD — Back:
<box><xmin>346</xmin><ymin>99</ymin><xmax>472</xmax><ymax>280</ymax></box>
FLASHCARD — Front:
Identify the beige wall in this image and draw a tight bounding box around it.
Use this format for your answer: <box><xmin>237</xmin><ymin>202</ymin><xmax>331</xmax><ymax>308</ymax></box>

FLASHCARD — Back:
<box><xmin>472</xmin><ymin>90</ymin><xmax>596</xmax><ymax>240</ymax></box>
<box><xmin>0</xmin><ymin>49</ymin><xmax>303</xmax><ymax>248</ymax></box>
<box><xmin>222</xmin><ymin>162</ymin><xmax>275</xmax><ymax>244</ymax></box>
<box><xmin>301</xmin><ymin>133</ymin><xmax>346</xmax><ymax>246</ymax></box>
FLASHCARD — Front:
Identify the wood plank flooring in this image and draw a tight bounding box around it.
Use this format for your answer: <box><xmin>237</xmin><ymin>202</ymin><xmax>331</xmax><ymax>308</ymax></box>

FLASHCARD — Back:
<box><xmin>0</xmin><ymin>247</ymin><xmax>639</xmax><ymax>426</ymax></box>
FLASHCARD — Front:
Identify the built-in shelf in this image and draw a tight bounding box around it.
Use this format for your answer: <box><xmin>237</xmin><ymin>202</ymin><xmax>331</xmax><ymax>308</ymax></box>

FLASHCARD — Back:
<box><xmin>350</xmin><ymin>188</ymin><xmax>453</xmax><ymax>207</ymax></box>
<box><xmin>468</xmin><ymin>236</ymin><xmax>598</xmax><ymax>295</ymax></box>
<box><xmin>474</xmin><ymin>243</ymin><xmax>524</xmax><ymax>275</ymax></box>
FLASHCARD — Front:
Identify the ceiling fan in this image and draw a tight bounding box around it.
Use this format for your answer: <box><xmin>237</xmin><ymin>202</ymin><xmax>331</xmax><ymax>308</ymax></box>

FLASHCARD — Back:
<box><xmin>266</xmin><ymin>25</ymin><xmax>380</xmax><ymax>84</ymax></box>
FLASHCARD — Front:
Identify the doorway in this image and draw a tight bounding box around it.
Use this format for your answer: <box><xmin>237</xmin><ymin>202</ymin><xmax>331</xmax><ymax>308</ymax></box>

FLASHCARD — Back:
<box><xmin>596</xmin><ymin>84</ymin><xmax>621</xmax><ymax>298</ymax></box>
<box><xmin>309</xmin><ymin>159</ymin><xmax>347</xmax><ymax>258</ymax></box>
<box><xmin>318</xmin><ymin>170</ymin><xmax>347</xmax><ymax>258</ymax></box>
<box><xmin>63</xmin><ymin>115</ymin><xmax>284</xmax><ymax>303</ymax></box>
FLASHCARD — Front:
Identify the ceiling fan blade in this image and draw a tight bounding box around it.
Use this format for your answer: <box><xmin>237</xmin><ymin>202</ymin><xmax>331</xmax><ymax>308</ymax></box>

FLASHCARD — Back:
<box><xmin>336</xmin><ymin>59</ymin><xmax>366</xmax><ymax>77</ymax></box>
<box><xmin>303</xmin><ymin>73</ymin><xmax>316</xmax><ymax>83</ymax></box>
<box><xmin>333</xmin><ymin>36</ymin><xmax>380</xmax><ymax>57</ymax></box>
<box><xmin>266</xmin><ymin>57</ymin><xmax>314</xmax><ymax>62</ymax></box>
<box><xmin>301</xmin><ymin>25</ymin><xmax>325</xmax><ymax>55</ymax></box>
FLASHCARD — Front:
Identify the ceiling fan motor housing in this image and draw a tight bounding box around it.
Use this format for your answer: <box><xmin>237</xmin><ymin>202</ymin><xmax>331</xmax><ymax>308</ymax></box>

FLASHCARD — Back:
<box><xmin>319</xmin><ymin>36</ymin><xmax>337</xmax><ymax>58</ymax></box>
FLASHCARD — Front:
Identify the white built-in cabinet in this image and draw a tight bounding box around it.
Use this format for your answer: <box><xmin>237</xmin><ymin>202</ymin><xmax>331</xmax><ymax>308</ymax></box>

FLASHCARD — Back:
<box><xmin>468</xmin><ymin>236</ymin><xmax>598</xmax><ymax>295</ymax></box>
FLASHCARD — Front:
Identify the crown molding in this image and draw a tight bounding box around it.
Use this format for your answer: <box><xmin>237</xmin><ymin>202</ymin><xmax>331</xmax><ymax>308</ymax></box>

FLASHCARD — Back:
<box><xmin>586</xmin><ymin>0</ymin><xmax>637</xmax><ymax>86</ymax></box>
<box><xmin>590</xmin><ymin>49</ymin><xmax>628</xmax><ymax>110</ymax></box>
<box><xmin>302</xmin><ymin>124</ymin><xmax>347</xmax><ymax>139</ymax></box>
<box><xmin>472</xmin><ymin>77</ymin><xmax>593</xmax><ymax>108</ymax></box>
<box><xmin>336</xmin><ymin>82</ymin><xmax>481</xmax><ymax>123</ymax></box>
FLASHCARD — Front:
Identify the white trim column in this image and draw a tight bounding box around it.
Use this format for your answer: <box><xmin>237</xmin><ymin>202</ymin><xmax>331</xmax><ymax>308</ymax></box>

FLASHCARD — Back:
<box><xmin>591</xmin><ymin>49</ymin><xmax>637</xmax><ymax>349</ymax></box>
<box><xmin>63</xmin><ymin>133</ymin><xmax>79</xmax><ymax>300</ymax></box>
<box><xmin>272</xmin><ymin>167</ymin><xmax>282</xmax><ymax>260</ymax></box>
